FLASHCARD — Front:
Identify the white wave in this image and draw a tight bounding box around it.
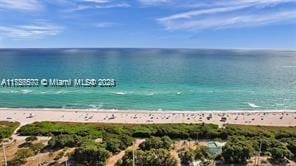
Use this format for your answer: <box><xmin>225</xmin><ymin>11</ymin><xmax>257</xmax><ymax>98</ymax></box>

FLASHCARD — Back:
<box><xmin>31</xmin><ymin>90</ymin><xmax>66</xmax><ymax>95</ymax></box>
<box><xmin>89</xmin><ymin>104</ymin><xmax>97</xmax><ymax>108</ymax></box>
<box><xmin>21</xmin><ymin>89</ymin><xmax>32</xmax><ymax>94</ymax></box>
<box><xmin>147</xmin><ymin>92</ymin><xmax>155</xmax><ymax>96</ymax></box>
<box><xmin>0</xmin><ymin>90</ymin><xmax>22</xmax><ymax>94</ymax></box>
<box><xmin>55</xmin><ymin>90</ymin><xmax>64</xmax><ymax>94</ymax></box>
<box><xmin>177</xmin><ymin>91</ymin><xmax>182</xmax><ymax>95</ymax></box>
<box><xmin>87</xmin><ymin>104</ymin><xmax>103</xmax><ymax>109</ymax></box>
<box><xmin>247</xmin><ymin>102</ymin><xmax>260</xmax><ymax>108</ymax></box>
<box><xmin>63</xmin><ymin>49</ymin><xmax>96</xmax><ymax>53</ymax></box>
<box><xmin>114</xmin><ymin>91</ymin><xmax>127</xmax><ymax>95</ymax></box>
<box><xmin>112</xmin><ymin>91</ymin><xmax>134</xmax><ymax>95</ymax></box>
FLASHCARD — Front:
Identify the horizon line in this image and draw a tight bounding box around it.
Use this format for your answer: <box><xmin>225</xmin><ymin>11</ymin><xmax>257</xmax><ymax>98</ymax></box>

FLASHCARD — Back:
<box><xmin>0</xmin><ymin>47</ymin><xmax>295</xmax><ymax>51</ymax></box>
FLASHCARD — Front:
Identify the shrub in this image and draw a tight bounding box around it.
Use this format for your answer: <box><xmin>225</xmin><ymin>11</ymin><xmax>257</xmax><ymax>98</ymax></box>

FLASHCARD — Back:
<box><xmin>222</xmin><ymin>136</ymin><xmax>255</xmax><ymax>164</ymax></box>
<box><xmin>31</xmin><ymin>142</ymin><xmax>44</xmax><ymax>154</ymax></box>
<box><xmin>72</xmin><ymin>141</ymin><xmax>110</xmax><ymax>166</ymax></box>
<box><xmin>8</xmin><ymin>148</ymin><xmax>35</xmax><ymax>166</ymax></box>
<box><xmin>269</xmin><ymin>146</ymin><xmax>293</xmax><ymax>161</ymax></box>
<box><xmin>15</xmin><ymin>148</ymin><xmax>35</xmax><ymax>159</ymax></box>
<box><xmin>118</xmin><ymin>149</ymin><xmax>177</xmax><ymax>166</ymax></box>
<box><xmin>194</xmin><ymin>145</ymin><xmax>211</xmax><ymax>161</ymax></box>
<box><xmin>0</xmin><ymin>121</ymin><xmax>20</xmax><ymax>141</ymax></box>
<box><xmin>54</xmin><ymin>151</ymin><xmax>64</xmax><ymax>161</ymax></box>
<box><xmin>139</xmin><ymin>136</ymin><xmax>173</xmax><ymax>150</ymax></box>
<box><xmin>48</xmin><ymin>134</ymin><xmax>82</xmax><ymax>148</ymax></box>
<box><xmin>179</xmin><ymin>150</ymin><xmax>195</xmax><ymax>166</ymax></box>
<box><xmin>104</xmin><ymin>134</ymin><xmax>133</xmax><ymax>153</ymax></box>
<box><xmin>287</xmin><ymin>139</ymin><xmax>296</xmax><ymax>157</ymax></box>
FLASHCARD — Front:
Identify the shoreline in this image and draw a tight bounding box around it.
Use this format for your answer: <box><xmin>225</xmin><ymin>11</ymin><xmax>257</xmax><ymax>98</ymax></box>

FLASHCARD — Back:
<box><xmin>1</xmin><ymin>107</ymin><xmax>296</xmax><ymax>113</ymax></box>
<box><xmin>0</xmin><ymin>108</ymin><xmax>295</xmax><ymax>127</ymax></box>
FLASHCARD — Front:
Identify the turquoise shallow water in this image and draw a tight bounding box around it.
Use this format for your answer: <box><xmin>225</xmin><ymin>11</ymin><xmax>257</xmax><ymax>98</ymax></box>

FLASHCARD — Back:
<box><xmin>0</xmin><ymin>48</ymin><xmax>296</xmax><ymax>111</ymax></box>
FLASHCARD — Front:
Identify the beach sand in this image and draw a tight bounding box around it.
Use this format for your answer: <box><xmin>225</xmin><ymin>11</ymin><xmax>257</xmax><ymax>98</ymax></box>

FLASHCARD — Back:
<box><xmin>0</xmin><ymin>108</ymin><xmax>295</xmax><ymax>127</ymax></box>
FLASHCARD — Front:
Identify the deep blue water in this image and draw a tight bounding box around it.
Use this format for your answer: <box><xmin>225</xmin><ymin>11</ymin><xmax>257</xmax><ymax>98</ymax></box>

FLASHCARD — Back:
<box><xmin>0</xmin><ymin>48</ymin><xmax>295</xmax><ymax>111</ymax></box>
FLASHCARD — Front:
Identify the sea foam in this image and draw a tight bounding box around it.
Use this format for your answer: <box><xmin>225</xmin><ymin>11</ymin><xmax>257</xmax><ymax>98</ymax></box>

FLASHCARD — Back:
<box><xmin>247</xmin><ymin>102</ymin><xmax>260</xmax><ymax>108</ymax></box>
<box><xmin>21</xmin><ymin>89</ymin><xmax>33</xmax><ymax>94</ymax></box>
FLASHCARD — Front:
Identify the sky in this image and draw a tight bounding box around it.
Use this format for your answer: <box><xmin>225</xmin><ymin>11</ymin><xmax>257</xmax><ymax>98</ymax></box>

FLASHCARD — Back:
<box><xmin>0</xmin><ymin>0</ymin><xmax>295</xmax><ymax>49</ymax></box>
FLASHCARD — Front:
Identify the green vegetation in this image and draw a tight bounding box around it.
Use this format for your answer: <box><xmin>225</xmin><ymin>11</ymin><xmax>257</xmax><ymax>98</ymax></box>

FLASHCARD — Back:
<box><xmin>179</xmin><ymin>149</ymin><xmax>195</xmax><ymax>165</ymax></box>
<box><xmin>18</xmin><ymin>122</ymin><xmax>220</xmax><ymax>139</ymax></box>
<box><xmin>118</xmin><ymin>149</ymin><xmax>177</xmax><ymax>166</ymax></box>
<box><xmin>179</xmin><ymin>146</ymin><xmax>212</xmax><ymax>166</ymax></box>
<box><xmin>0</xmin><ymin>121</ymin><xmax>20</xmax><ymax>141</ymax></box>
<box><xmin>139</xmin><ymin>136</ymin><xmax>173</xmax><ymax>150</ymax></box>
<box><xmin>48</xmin><ymin>134</ymin><xmax>83</xmax><ymax>149</ymax></box>
<box><xmin>118</xmin><ymin>136</ymin><xmax>176</xmax><ymax>166</ymax></box>
<box><xmin>194</xmin><ymin>146</ymin><xmax>212</xmax><ymax>161</ymax></box>
<box><xmin>8</xmin><ymin>148</ymin><xmax>35</xmax><ymax>166</ymax></box>
<box><xmin>18</xmin><ymin>121</ymin><xmax>102</xmax><ymax>137</ymax></box>
<box><xmin>17</xmin><ymin>122</ymin><xmax>296</xmax><ymax>165</ymax></box>
<box><xmin>222</xmin><ymin>136</ymin><xmax>255</xmax><ymax>163</ymax></box>
<box><xmin>137</xmin><ymin>149</ymin><xmax>177</xmax><ymax>166</ymax></box>
<box><xmin>18</xmin><ymin>122</ymin><xmax>296</xmax><ymax>141</ymax></box>
<box><xmin>269</xmin><ymin>146</ymin><xmax>293</xmax><ymax>161</ymax></box>
<box><xmin>221</xmin><ymin>125</ymin><xmax>296</xmax><ymax>139</ymax></box>
<box><xmin>30</xmin><ymin>142</ymin><xmax>44</xmax><ymax>154</ymax></box>
<box><xmin>285</xmin><ymin>138</ymin><xmax>296</xmax><ymax>158</ymax></box>
<box><xmin>104</xmin><ymin>134</ymin><xmax>133</xmax><ymax>153</ymax></box>
<box><xmin>72</xmin><ymin>140</ymin><xmax>111</xmax><ymax>166</ymax></box>
<box><xmin>220</xmin><ymin>125</ymin><xmax>296</xmax><ymax>164</ymax></box>
<box><xmin>8</xmin><ymin>142</ymin><xmax>45</xmax><ymax>166</ymax></box>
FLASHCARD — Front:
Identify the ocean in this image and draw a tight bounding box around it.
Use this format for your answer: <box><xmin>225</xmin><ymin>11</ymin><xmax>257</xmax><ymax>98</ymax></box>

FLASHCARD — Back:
<box><xmin>0</xmin><ymin>48</ymin><xmax>295</xmax><ymax>111</ymax></box>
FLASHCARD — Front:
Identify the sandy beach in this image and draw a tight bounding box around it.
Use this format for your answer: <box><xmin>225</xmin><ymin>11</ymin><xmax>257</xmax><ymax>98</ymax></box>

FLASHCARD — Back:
<box><xmin>0</xmin><ymin>108</ymin><xmax>295</xmax><ymax>127</ymax></box>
